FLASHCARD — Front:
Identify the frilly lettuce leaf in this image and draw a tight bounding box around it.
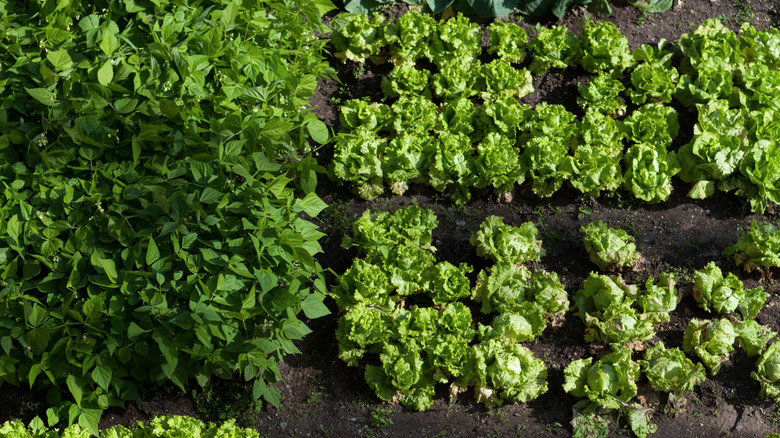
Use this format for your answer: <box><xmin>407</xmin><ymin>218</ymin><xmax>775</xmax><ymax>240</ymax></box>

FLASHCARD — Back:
<box><xmin>678</xmin><ymin>18</ymin><xmax>743</xmax><ymax>73</ymax></box>
<box><xmin>639</xmin><ymin>341</ymin><xmax>706</xmax><ymax>393</ymax></box>
<box><xmin>563</xmin><ymin>348</ymin><xmax>640</xmax><ymax>410</ymax></box>
<box><xmin>752</xmin><ymin>340</ymin><xmax>780</xmax><ymax>402</ymax></box>
<box><xmin>339</xmin><ymin>99</ymin><xmax>391</xmax><ymax>132</ymax></box>
<box><xmin>529</xmin><ymin>24</ymin><xmax>580</xmax><ymax>74</ymax></box>
<box><xmin>382</xmin><ymin>132</ymin><xmax>435</xmax><ymax>195</ymax></box>
<box><xmin>580</xmin><ymin>220</ymin><xmax>640</xmax><ymax>271</ymax></box>
<box><xmin>476</xmin><ymin>96</ymin><xmax>532</xmax><ymax>140</ymax></box>
<box><xmin>577</xmin><ymin>72</ymin><xmax>626</xmax><ymax>116</ymax></box>
<box><xmin>390</xmin><ymin>95</ymin><xmax>438</xmax><ymax>135</ymax></box>
<box><xmin>430</xmin><ymin>57</ymin><xmax>480</xmax><ymax>101</ymax></box>
<box><xmin>331</xmin><ymin>128</ymin><xmax>386</xmax><ymax>200</ymax></box>
<box><xmin>623</xmin><ymin>142</ymin><xmax>680</xmax><ymax>203</ymax></box>
<box><xmin>480</xmin><ymin>59</ymin><xmax>533</xmax><ymax>100</ymax></box>
<box><xmin>471</xmin><ymin>339</ymin><xmax>548</xmax><ymax>407</ymax></box>
<box><xmin>629</xmin><ymin>61</ymin><xmax>679</xmax><ymax>105</ymax></box>
<box><xmin>470</xmin><ymin>216</ymin><xmax>544</xmax><ymax>265</ymax></box>
<box><xmin>437</xmin><ymin>97</ymin><xmax>476</xmax><ymax>137</ymax></box>
<box><xmin>472</xmin><ymin>263</ymin><xmax>568</xmax><ymax>316</ymax></box>
<box><xmin>330</xmin><ymin>13</ymin><xmax>386</xmax><ymax>63</ymax></box>
<box><xmin>579</xmin><ymin>21</ymin><xmax>632</xmax><ymax>75</ymax></box>
<box><xmin>692</xmin><ymin>261</ymin><xmax>767</xmax><ymax>319</ymax></box>
<box><xmin>623</xmin><ymin>103</ymin><xmax>679</xmax><ymax>148</ymax></box>
<box><xmin>430</xmin><ymin>13</ymin><xmax>481</xmax><ymax>67</ymax></box>
<box><xmin>735</xmin><ymin>320</ymin><xmax>776</xmax><ymax>358</ymax></box>
<box><xmin>488</xmin><ymin>21</ymin><xmax>529</xmax><ymax>63</ymax></box>
<box><xmin>682</xmin><ymin>318</ymin><xmax>737</xmax><ymax>375</ymax></box>
<box><xmin>738</xmin><ymin>139</ymin><xmax>780</xmax><ymax>214</ymax></box>
<box><xmin>724</xmin><ymin>220</ymin><xmax>780</xmax><ymax>276</ymax></box>
<box><xmin>428</xmin><ymin>132</ymin><xmax>476</xmax><ymax>204</ymax></box>
<box><xmin>427</xmin><ymin>261</ymin><xmax>473</xmax><ymax>305</ymax></box>
<box><xmin>381</xmin><ymin>63</ymin><xmax>431</xmax><ymax>99</ymax></box>
<box><xmin>385</xmin><ymin>10</ymin><xmax>436</xmax><ymax>64</ymax></box>
<box><xmin>473</xmin><ymin>132</ymin><xmax>524</xmax><ymax>194</ymax></box>
<box><xmin>638</xmin><ymin>272</ymin><xmax>679</xmax><ymax>323</ymax></box>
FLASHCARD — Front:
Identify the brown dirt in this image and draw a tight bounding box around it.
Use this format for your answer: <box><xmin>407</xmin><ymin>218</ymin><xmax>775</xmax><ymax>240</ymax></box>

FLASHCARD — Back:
<box><xmin>3</xmin><ymin>2</ymin><xmax>780</xmax><ymax>437</ymax></box>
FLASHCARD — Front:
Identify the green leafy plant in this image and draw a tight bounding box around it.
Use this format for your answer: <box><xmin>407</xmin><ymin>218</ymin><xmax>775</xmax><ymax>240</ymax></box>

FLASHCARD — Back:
<box><xmin>579</xmin><ymin>21</ymin><xmax>633</xmax><ymax>75</ymax></box>
<box><xmin>691</xmin><ymin>262</ymin><xmax>767</xmax><ymax>320</ymax></box>
<box><xmin>639</xmin><ymin>341</ymin><xmax>706</xmax><ymax>393</ymax></box>
<box><xmin>330</xmin><ymin>13</ymin><xmax>386</xmax><ymax>63</ymax></box>
<box><xmin>682</xmin><ymin>318</ymin><xmax>737</xmax><ymax>374</ymax></box>
<box><xmin>430</xmin><ymin>13</ymin><xmax>482</xmax><ymax>67</ymax></box>
<box><xmin>0</xmin><ymin>415</ymin><xmax>259</xmax><ymax>438</ymax></box>
<box><xmin>628</xmin><ymin>40</ymin><xmax>679</xmax><ymax>104</ymax></box>
<box><xmin>381</xmin><ymin>64</ymin><xmax>432</xmax><ymax>99</ymax></box>
<box><xmin>385</xmin><ymin>10</ymin><xmax>437</xmax><ymax>64</ymax></box>
<box><xmin>563</xmin><ymin>347</ymin><xmax>640</xmax><ymax>410</ymax></box>
<box><xmin>724</xmin><ymin>220</ymin><xmax>780</xmax><ymax>276</ymax></box>
<box><xmin>623</xmin><ymin>142</ymin><xmax>680</xmax><ymax>203</ymax></box>
<box><xmin>752</xmin><ymin>340</ymin><xmax>780</xmax><ymax>402</ymax></box>
<box><xmin>488</xmin><ymin>22</ymin><xmax>529</xmax><ymax>63</ymax></box>
<box><xmin>580</xmin><ymin>221</ymin><xmax>641</xmax><ymax>271</ymax></box>
<box><xmin>577</xmin><ymin>73</ymin><xmax>627</xmax><ymax>116</ymax></box>
<box><xmin>470</xmin><ymin>216</ymin><xmax>544</xmax><ymax>266</ymax></box>
<box><xmin>528</xmin><ymin>24</ymin><xmax>581</xmax><ymax>74</ymax></box>
<box><xmin>473</xmin><ymin>133</ymin><xmax>525</xmax><ymax>196</ymax></box>
<box><xmin>480</xmin><ymin>60</ymin><xmax>534</xmax><ymax>100</ymax></box>
<box><xmin>737</xmin><ymin>139</ymin><xmax>780</xmax><ymax>214</ymax></box>
<box><xmin>0</xmin><ymin>1</ymin><xmax>334</xmax><ymax>433</ymax></box>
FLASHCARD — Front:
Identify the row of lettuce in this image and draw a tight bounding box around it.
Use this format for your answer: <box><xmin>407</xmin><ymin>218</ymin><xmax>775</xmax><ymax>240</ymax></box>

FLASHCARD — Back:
<box><xmin>332</xmin><ymin>205</ymin><xmax>780</xmax><ymax>437</ymax></box>
<box><xmin>330</xmin><ymin>14</ymin><xmax>780</xmax><ymax>213</ymax></box>
<box><xmin>0</xmin><ymin>0</ymin><xmax>337</xmax><ymax>435</ymax></box>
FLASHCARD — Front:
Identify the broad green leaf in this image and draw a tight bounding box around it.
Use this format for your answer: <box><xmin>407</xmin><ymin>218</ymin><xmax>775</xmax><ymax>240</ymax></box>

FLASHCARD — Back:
<box><xmin>47</xmin><ymin>49</ymin><xmax>72</xmax><ymax>70</ymax></box>
<box><xmin>28</xmin><ymin>363</ymin><xmax>43</xmax><ymax>388</ymax></box>
<box><xmin>261</xmin><ymin>120</ymin><xmax>293</xmax><ymax>141</ymax></box>
<box><xmin>294</xmin><ymin>192</ymin><xmax>327</xmax><ymax>217</ymax></box>
<box><xmin>301</xmin><ymin>292</ymin><xmax>330</xmax><ymax>319</ymax></box>
<box><xmin>307</xmin><ymin>119</ymin><xmax>329</xmax><ymax>144</ymax></box>
<box><xmin>78</xmin><ymin>409</ymin><xmax>101</xmax><ymax>437</ymax></box>
<box><xmin>91</xmin><ymin>365</ymin><xmax>112</xmax><ymax>391</ymax></box>
<box><xmin>127</xmin><ymin>322</ymin><xmax>147</xmax><ymax>339</ymax></box>
<box><xmin>217</xmin><ymin>274</ymin><xmax>244</xmax><ymax>291</ymax></box>
<box><xmin>99</xmin><ymin>258</ymin><xmax>118</xmax><ymax>283</ymax></box>
<box><xmin>146</xmin><ymin>238</ymin><xmax>160</xmax><ymax>266</ymax></box>
<box><xmin>66</xmin><ymin>375</ymin><xmax>84</xmax><ymax>407</ymax></box>
<box><xmin>26</xmin><ymin>88</ymin><xmax>56</xmax><ymax>106</ymax></box>
<box><xmin>97</xmin><ymin>61</ymin><xmax>114</xmax><ymax>86</ymax></box>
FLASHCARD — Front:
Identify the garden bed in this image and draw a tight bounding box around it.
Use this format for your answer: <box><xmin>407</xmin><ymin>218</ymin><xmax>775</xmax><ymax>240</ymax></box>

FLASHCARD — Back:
<box><xmin>3</xmin><ymin>1</ymin><xmax>780</xmax><ymax>437</ymax></box>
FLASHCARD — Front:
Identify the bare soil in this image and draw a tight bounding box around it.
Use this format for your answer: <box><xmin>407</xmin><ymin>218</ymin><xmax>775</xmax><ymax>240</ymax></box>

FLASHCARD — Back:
<box><xmin>3</xmin><ymin>1</ymin><xmax>780</xmax><ymax>437</ymax></box>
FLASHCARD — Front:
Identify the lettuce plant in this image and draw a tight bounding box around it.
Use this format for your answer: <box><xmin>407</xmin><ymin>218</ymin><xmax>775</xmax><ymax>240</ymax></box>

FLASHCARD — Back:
<box><xmin>682</xmin><ymin>318</ymin><xmax>737</xmax><ymax>374</ymax></box>
<box><xmin>472</xmin><ymin>262</ymin><xmax>569</xmax><ymax>318</ymax></box>
<box><xmin>469</xmin><ymin>338</ymin><xmax>548</xmax><ymax>408</ymax></box>
<box><xmin>561</xmin><ymin>143</ymin><xmax>624</xmax><ymax>197</ymax></box>
<box><xmin>638</xmin><ymin>273</ymin><xmax>680</xmax><ymax>323</ymax></box>
<box><xmin>528</xmin><ymin>24</ymin><xmax>580</xmax><ymax>74</ymax></box>
<box><xmin>675</xmin><ymin>57</ymin><xmax>735</xmax><ymax>106</ymax></box>
<box><xmin>563</xmin><ymin>348</ymin><xmax>640</xmax><ymax>410</ymax></box>
<box><xmin>738</xmin><ymin>64</ymin><xmax>780</xmax><ymax>111</ymax></box>
<box><xmin>339</xmin><ymin>99</ymin><xmax>391</xmax><ymax>132</ymax></box>
<box><xmin>437</xmin><ymin>97</ymin><xmax>477</xmax><ymax>138</ymax></box>
<box><xmin>692</xmin><ymin>261</ymin><xmax>767</xmax><ymax>320</ymax></box>
<box><xmin>390</xmin><ymin>95</ymin><xmax>438</xmax><ymax>135</ymax></box>
<box><xmin>629</xmin><ymin>62</ymin><xmax>679</xmax><ymax>105</ymax></box>
<box><xmin>430</xmin><ymin>13</ymin><xmax>482</xmax><ymax>66</ymax></box>
<box><xmin>527</xmin><ymin>102</ymin><xmax>579</xmax><ymax>145</ymax></box>
<box><xmin>735</xmin><ymin>320</ymin><xmax>776</xmax><ymax>358</ymax></box>
<box><xmin>473</xmin><ymin>132</ymin><xmax>525</xmax><ymax>195</ymax></box>
<box><xmin>723</xmin><ymin>220</ymin><xmax>780</xmax><ymax>276</ymax></box>
<box><xmin>331</xmin><ymin>128</ymin><xmax>386</xmax><ymax>199</ymax></box>
<box><xmin>480</xmin><ymin>59</ymin><xmax>534</xmax><ymax>100</ymax></box>
<box><xmin>428</xmin><ymin>132</ymin><xmax>477</xmax><ymax>204</ymax></box>
<box><xmin>383</xmin><ymin>132</ymin><xmax>435</xmax><ymax>195</ymax></box>
<box><xmin>623</xmin><ymin>143</ymin><xmax>680</xmax><ymax>203</ymax></box>
<box><xmin>752</xmin><ymin>340</ymin><xmax>780</xmax><ymax>402</ymax></box>
<box><xmin>738</xmin><ymin>139</ymin><xmax>780</xmax><ymax>214</ymax></box>
<box><xmin>381</xmin><ymin>63</ymin><xmax>431</xmax><ymax>98</ymax></box>
<box><xmin>330</xmin><ymin>13</ymin><xmax>386</xmax><ymax>63</ymax></box>
<box><xmin>678</xmin><ymin>18</ymin><xmax>743</xmax><ymax>73</ymax></box>
<box><xmin>470</xmin><ymin>216</ymin><xmax>544</xmax><ymax>266</ymax></box>
<box><xmin>579</xmin><ymin>109</ymin><xmax>626</xmax><ymax>147</ymax></box>
<box><xmin>430</xmin><ymin>58</ymin><xmax>481</xmax><ymax>101</ymax></box>
<box><xmin>386</xmin><ymin>10</ymin><xmax>436</xmax><ymax>64</ymax></box>
<box><xmin>580</xmin><ymin>221</ymin><xmax>641</xmax><ymax>271</ymax></box>
<box><xmin>694</xmin><ymin>99</ymin><xmax>749</xmax><ymax>139</ymax></box>
<box><xmin>623</xmin><ymin>103</ymin><xmax>679</xmax><ymax>148</ymax></box>
<box><xmin>577</xmin><ymin>72</ymin><xmax>626</xmax><ymax>116</ymax></box>
<box><xmin>639</xmin><ymin>342</ymin><xmax>706</xmax><ymax>393</ymax></box>
<box><xmin>677</xmin><ymin>132</ymin><xmax>746</xmax><ymax>199</ymax></box>
<box><xmin>579</xmin><ymin>21</ymin><xmax>632</xmax><ymax>75</ymax></box>
<box><xmin>750</xmin><ymin>108</ymin><xmax>780</xmax><ymax>143</ymax></box>
<box><xmin>573</xmin><ymin>274</ymin><xmax>655</xmax><ymax>349</ymax></box>
<box><xmin>739</xmin><ymin>22</ymin><xmax>780</xmax><ymax>70</ymax></box>
<box><xmin>520</xmin><ymin>137</ymin><xmax>572</xmax><ymax>197</ymax></box>
<box><xmin>476</xmin><ymin>96</ymin><xmax>533</xmax><ymax>140</ymax></box>
<box><xmin>488</xmin><ymin>21</ymin><xmax>529</xmax><ymax>63</ymax></box>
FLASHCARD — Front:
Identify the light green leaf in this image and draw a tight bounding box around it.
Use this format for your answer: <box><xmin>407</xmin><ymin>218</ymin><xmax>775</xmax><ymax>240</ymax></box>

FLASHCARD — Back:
<box><xmin>294</xmin><ymin>192</ymin><xmax>327</xmax><ymax>217</ymax></box>
<box><xmin>301</xmin><ymin>292</ymin><xmax>330</xmax><ymax>319</ymax></box>
<box><xmin>307</xmin><ymin>119</ymin><xmax>329</xmax><ymax>144</ymax></box>
<box><xmin>47</xmin><ymin>49</ymin><xmax>72</xmax><ymax>70</ymax></box>
<box><xmin>97</xmin><ymin>60</ymin><xmax>114</xmax><ymax>86</ymax></box>
<box><xmin>66</xmin><ymin>374</ymin><xmax>84</xmax><ymax>407</ymax></box>
<box><xmin>146</xmin><ymin>238</ymin><xmax>160</xmax><ymax>266</ymax></box>
<box><xmin>91</xmin><ymin>365</ymin><xmax>112</xmax><ymax>391</ymax></box>
<box><xmin>217</xmin><ymin>274</ymin><xmax>244</xmax><ymax>291</ymax></box>
<box><xmin>26</xmin><ymin>88</ymin><xmax>56</xmax><ymax>106</ymax></box>
<box><xmin>261</xmin><ymin>120</ymin><xmax>293</xmax><ymax>141</ymax></box>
